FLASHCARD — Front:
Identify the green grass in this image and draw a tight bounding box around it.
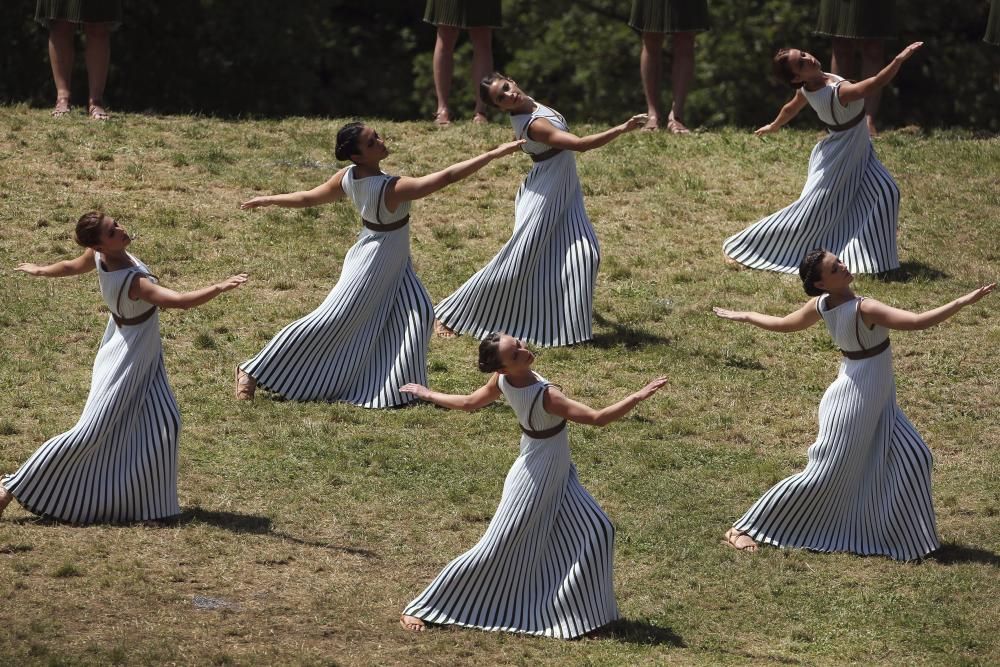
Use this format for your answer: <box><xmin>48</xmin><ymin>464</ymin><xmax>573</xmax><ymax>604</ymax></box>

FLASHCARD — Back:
<box><xmin>0</xmin><ymin>103</ymin><xmax>998</xmax><ymax>665</ymax></box>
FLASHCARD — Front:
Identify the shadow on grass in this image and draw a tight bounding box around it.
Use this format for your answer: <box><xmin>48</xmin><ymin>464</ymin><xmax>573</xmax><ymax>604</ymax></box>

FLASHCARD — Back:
<box><xmin>927</xmin><ymin>541</ymin><xmax>1000</xmax><ymax>567</ymax></box>
<box><xmin>875</xmin><ymin>261</ymin><xmax>949</xmax><ymax>284</ymax></box>
<box><xmin>589</xmin><ymin>313</ymin><xmax>672</xmax><ymax>351</ymax></box>
<box><xmin>600</xmin><ymin>618</ymin><xmax>686</xmax><ymax>647</ymax></box>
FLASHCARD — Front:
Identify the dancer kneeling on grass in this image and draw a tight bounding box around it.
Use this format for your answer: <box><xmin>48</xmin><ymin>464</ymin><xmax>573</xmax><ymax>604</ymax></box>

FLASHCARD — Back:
<box><xmin>433</xmin><ymin>74</ymin><xmax>647</xmax><ymax>347</ymax></box>
<box><xmin>0</xmin><ymin>212</ymin><xmax>247</xmax><ymax>523</ymax></box>
<box><xmin>723</xmin><ymin>42</ymin><xmax>925</xmax><ymax>275</ymax></box>
<box><xmin>398</xmin><ymin>333</ymin><xmax>667</xmax><ymax>637</ymax></box>
<box><xmin>714</xmin><ymin>249</ymin><xmax>994</xmax><ymax>560</ymax></box>
<box><xmin>236</xmin><ymin>123</ymin><xmax>524</xmax><ymax>406</ymax></box>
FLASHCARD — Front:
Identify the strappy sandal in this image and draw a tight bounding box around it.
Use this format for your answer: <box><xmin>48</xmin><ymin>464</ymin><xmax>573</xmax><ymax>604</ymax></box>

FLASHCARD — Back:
<box><xmin>666</xmin><ymin>112</ymin><xmax>691</xmax><ymax>135</ymax></box>
<box><xmin>88</xmin><ymin>100</ymin><xmax>110</xmax><ymax>121</ymax></box>
<box><xmin>433</xmin><ymin>109</ymin><xmax>451</xmax><ymax>126</ymax></box>
<box><xmin>235</xmin><ymin>364</ymin><xmax>257</xmax><ymax>400</ymax></box>
<box><xmin>51</xmin><ymin>97</ymin><xmax>72</xmax><ymax>117</ymax></box>
<box><xmin>472</xmin><ymin>112</ymin><xmax>489</xmax><ymax>125</ymax></box>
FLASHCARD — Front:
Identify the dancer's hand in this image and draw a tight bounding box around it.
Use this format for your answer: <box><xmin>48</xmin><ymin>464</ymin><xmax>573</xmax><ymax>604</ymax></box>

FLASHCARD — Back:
<box><xmin>713</xmin><ymin>306</ymin><xmax>747</xmax><ymax>322</ymax></box>
<box><xmin>490</xmin><ymin>139</ymin><xmax>527</xmax><ymax>158</ymax></box>
<box><xmin>216</xmin><ymin>273</ymin><xmax>249</xmax><ymax>292</ymax></box>
<box><xmin>894</xmin><ymin>42</ymin><xmax>924</xmax><ymax>63</ymax></box>
<box><xmin>622</xmin><ymin>114</ymin><xmax>649</xmax><ymax>132</ymax></box>
<box><xmin>15</xmin><ymin>262</ymin><xmax>45</xmax><ymax>276</ymax></box>
<box><xmin>400</xmin><ymin>383</ymin><xmax>432</xmax><ymax>400</ymax></box>
<box><xmin>635</xmin><ymin>376</ymin><xmax>669</xmax><ymax>401</ymax></box>
<box><xmin>240</xmin><ymin>197</ymin><xmax>273</xmax><ymax>210</ymax></box>
<box><xmin>754</xmin><ymin>123</ymin><xmax>779</xmax><ymax>137</ymax></box>
<box><xmin>959</xmin><ymin>283</ymin><xmax>996</xmax><ymax>306</ymax></box>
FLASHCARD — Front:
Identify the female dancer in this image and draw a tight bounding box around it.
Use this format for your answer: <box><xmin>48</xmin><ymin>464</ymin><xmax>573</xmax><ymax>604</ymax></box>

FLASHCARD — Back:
<box><xmin>237</xmin><ymin>122</ymin><xmax>523</xmax><ymax>405</ymax></box>
<box><xmin>0</xmin><ymin>212</ymin><xmax>247</xmax><ymax>523</ymax></box>
<box><xmin>434</xmin><ymin>74</ymin><xmax>647</xmax><ymax>347</ymax></box>
<box><xmin>723</xmin><ymin>42</ymin><xmax>924</xmax><ymax>275</ymax></box>
<box><xmin>715</xmin><ymin>248</ymin><xmax>994</xmax><ymax>560</ymax></box>
<box><xmin>398</xmin><ymin>333</ymin><xmax>667</xmax><ymax>637</ymax></box>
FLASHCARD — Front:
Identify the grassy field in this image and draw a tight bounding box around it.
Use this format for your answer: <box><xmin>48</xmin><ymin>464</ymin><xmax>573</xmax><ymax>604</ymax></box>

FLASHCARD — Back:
<box><xmin>0</xmin><ymin>104</ymin><xmax>998</xmax><ymax>666</ymax></box>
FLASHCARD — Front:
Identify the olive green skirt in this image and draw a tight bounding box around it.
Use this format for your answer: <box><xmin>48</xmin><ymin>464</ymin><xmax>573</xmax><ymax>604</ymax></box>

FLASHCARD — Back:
<box><xmin>815</xmin><ymin>0</ymin><xmax>896</xmax><ymax>39</ymax></box>
<box><xmin>423</xmin><ymin>0</ymin><xmax>501</xmax><ymax>28</ymax></box>
<box><xmin>629</xmin><ymin>0</ymin><xmax>710</xmax><ymax>34</ymax></box>
<box><xmin>986</xmin><ymin>0</ymin><xmax>1000</xmax><ymax>45</ymax></box>
<box><xmin>35</xmin><ymin>0</ymin><xmax>122</xmax><ymax>28</ymax></box>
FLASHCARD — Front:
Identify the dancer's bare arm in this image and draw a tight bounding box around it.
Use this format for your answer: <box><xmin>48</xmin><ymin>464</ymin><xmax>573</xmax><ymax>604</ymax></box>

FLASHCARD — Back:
<box><xmin>526</xmin><ymin>114</ymin><xmax>646</xmax><ymax>152</ymax></box>
<box><xmin>129</xmin><ymin>274</ymin><xmax>248</xmax><ymax>310</ymax></box>
<box><xmin>400</xmin><ymin>373</ymin><xmax>503</xmax><ymax>411</ymax></box>
<box><xmin>860</xmin><ymin>284</ymin><xmax>995</xmax><ymax>330</ymax></box>
<box><xmin>15</xmin><ymin>248</ymin><xmax>96</xmax><ymax>277</ymax></box>
<box><xmin>385</xmin><ymin>140</ymin><xmax>525</xmax><ymax>209</ymax></box>
<box><xmin>240</xmin><ymin>168</ymin><xmax>349</xmax><ymax>210</ymax></box>
<box><xmin>543</xmin><ymin>377</ymin><xmax>668</xmax><ymax>427</ymax></box>
<box><xmin>713</xmin><ymin>300</ymin><xmax>822</xmax><ymax>332</ymax></box>
<box><xmin>754</xmin><ymin>90</ymin><xmax>809</xmax><ymax>136</ymax></box>
<box><xmin>838</xmin><ymin>42</ymin><xmax>923</xmax><ymax>104</ymax></box>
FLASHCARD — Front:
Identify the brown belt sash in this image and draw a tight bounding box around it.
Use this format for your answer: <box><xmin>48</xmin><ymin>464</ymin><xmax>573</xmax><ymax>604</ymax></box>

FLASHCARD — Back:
<box><xmin>530</xmin><ymin>148</ymin><xmax>563</xmax><ymax>163</ymax></box>
<box><xmin>520</xmin><ymin>420</ymin><xmax>567</xmax><ymax>439</ymax></box>
<box><xmin>363</xmin><ymin>215</ymin><xmax>409</xmax><ymax>232</ymax></box>
<box><xmin>112</xmin><ymin>306</ymin><xmax>157</xmax><ymax>328</ymax></box>
<box><xmin>840</xmin><ymin>337</ymin><xmax>890</xmax><ymax>360</ymax></box>
<box><xmin>823</xmin><ymin>108</ymin><xmax>866</xmax><ymax>132</ymax></box>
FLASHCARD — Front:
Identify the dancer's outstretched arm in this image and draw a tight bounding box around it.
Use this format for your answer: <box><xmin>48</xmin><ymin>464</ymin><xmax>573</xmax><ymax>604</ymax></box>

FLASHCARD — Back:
<box><xmin>129</xmin><ymin>273</ymin><xmax>248</xmax><ymax>310</ymax></box>
<box><xmin>400</xmin><ymin>373</ymin><xmax>502</xmax><ymax>411</ymax></box>
<box><xmin>240</xmin><ymin>168</ymin><xmax>350</xmax><ymax>210</ymax></box>
<box><xmin>15</xmin><ymin>248</ymin><xmax>96</xmax><ymax>277</ymax></box>
<box><xmin>754</xmin><ymin>90</ymin><xmax>809</xmax><ymax>136</ymax></box>
<box><xmin>384</xmin><ymin>140</ymin><xmax>525</xmax><ymax>209</ymax></box>
<box><xmin>838</xmin><ymin>42</ymin><xmax>923</xmax><ymax>104</ymax></box>
<box><xmin>544</xmin><ymin>376</ymin><xmax>668</xmax><ymax>427</ymax></box>
<box><xmin>526</xmin><ymin>114</ymin><xmax>647</xmax><ymax>152</ymax></box>
<box><xmin>713</xmin><ymin>300</ymin><xmax>822</xmax><ymax>333</ymax></box>
<box><xmin>860</xmin><ymin>284</ymin><xmax>995</xmax><ymax>330</ymax></box>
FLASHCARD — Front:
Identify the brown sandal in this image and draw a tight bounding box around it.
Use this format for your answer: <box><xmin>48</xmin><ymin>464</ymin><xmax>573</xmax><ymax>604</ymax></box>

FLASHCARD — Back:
<box><xmin>88</xmin><ymin>100</ymin><xmax>110</xmax><ymax>121</ymax></box>
<box><xmin>433</xmin><ymin>109</ymin><xmax>451</xmax><ymax>126</ymax></box>
<box><xmin>51</xmin><ymin>97</ymin><xmax>72</xmax><ymax>117</ymax></box>
<box><xmin>235</xmin><ymin>365</ymin><xmax>257</xmax><ymax>400</ymax></box>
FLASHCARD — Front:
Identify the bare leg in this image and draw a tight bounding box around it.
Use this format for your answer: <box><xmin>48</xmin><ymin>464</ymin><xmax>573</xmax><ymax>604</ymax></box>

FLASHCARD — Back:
<box><xmin>860</xmin><ymin>38</ymin><xmax>885</xmax><ymax>135</ymax></box>
<box><xmin>668</xmin><ymin>31</ymin><xmax>695</xmax><ymax>133</ymax></box>
<box><xmin>829</xmin><ymin>37</ymin><xmax>856</xmax><ymax>79</ymax></box>
<box><xmin>84</xmin><ymin>22</ymin><xmax>111</xmax><ymax>119</ymax></box>
<box><xmin>0</xmin><ymin>484</ymin><xmax>14</xmax><ymax>518</ymax></box>
<box><xmin>432</xmin><ymin>26</ymin><xmax>460</xmax><ymax>124</ymax></box>
<box><xmin>468</xmin><ymin>27</ymin><xmax>493</xmax><ymax>123</ymax></box>
<box><xmin>639</xmin><ymin>31</ymin><xmax>664</xmax><ymax>130</ymax></box>
<box><xmin>47</xmin><ymin>20</ymin><xmax>75</xmax><ymax>116</ymax></box>
<box><xmin>400</xmin><ymin>614</ymin><xmax>426</xmax><ymax>631</ymax></box>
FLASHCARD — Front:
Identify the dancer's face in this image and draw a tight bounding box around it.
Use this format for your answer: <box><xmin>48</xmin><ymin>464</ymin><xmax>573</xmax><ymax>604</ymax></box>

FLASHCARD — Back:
<box><xmin>815</xmin><ymin>253</ymin><xmax>853</xmax><ymax>291</ymax></box>
<box><xmin>786</xmin><ymin>49</ymin><xmax>822</xmax><ymax>85</ymax></box>
<box><xmin>486</xmin><ymin>78</ymin><xmax>529</xmax><ymax>113</ymax></box>
<box><xmin>497</xmin><ymin>334</ymin><xmax>535</xmax><ymax>372</ymax></box>
<box><xmin>93</xmin><ymin>215</ymin><xmax>131</xmax><ymax>253</ymax></box>
<box><xmin>352</xmin><ymin>126</ymin><xmax>389</xmax><ymax>164</ymax></box>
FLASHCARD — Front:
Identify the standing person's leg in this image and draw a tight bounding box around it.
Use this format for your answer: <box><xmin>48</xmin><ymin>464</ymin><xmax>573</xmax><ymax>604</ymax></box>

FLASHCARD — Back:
<box><xmin>667</xmin><ymin>31</ymin><xmax>695</xmax><ymax>134</ymax></box>
<box><xmin>433</xmin><ymin>26</ymin><xmax>460</xmax><ymax>125</ymax></box>
<box><xmin>829</xmin><ymin>37</ymin><xmax>857</xmax><ymax>80</ymax></box>
<box><xmin>859</xmin><ymin>38</ymin><xmax>885</xmax><ymax>135</ymax></box>
<box><xmin>468</xmin><ymin>27</ymin><xmax>493</xmax><ymax>123</ymax></box>
<box><xmin>47</xmin><ymin>20</ymin><xmax>75</xmax><ymax>116</ymax></box>
<box><xmin>639</xmin><ymin>31</ymin><xmax>665</xmax><ymax>130</ymax></box>
<box><xmin>83</xmin><ymin>22</ymin><xmax>111</xmax><ymax>120</ymax></box>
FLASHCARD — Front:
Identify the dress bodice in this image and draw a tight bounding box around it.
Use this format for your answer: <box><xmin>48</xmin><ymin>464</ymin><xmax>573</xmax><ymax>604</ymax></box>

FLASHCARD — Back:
<box><xmin>803</xmin><ymin>74</ymin><xmax>864</xmax><ymax>127</ymax></box>
<box><xmin>818</xmin><ymin>294</ymin><xmax>889</xmax><ymax>353</ymax></box>
<box><xmin>498</xmin><ymin>372</ymin><xmax>565</xmax><ymax>432</ymax></box>
<box><xmin>96</xmin><ymin>252</ymin><xmax>157</xmax><ymax>318</ymax></box>
<box><xmin>341</xmin><ymin>166</ymin><xmax>411</xmax><ymax>227</ymax></box>
<box><xmin>511</xmin><ymin>102</ymin><xmax>569</xmax><ymax>156</ymax></box>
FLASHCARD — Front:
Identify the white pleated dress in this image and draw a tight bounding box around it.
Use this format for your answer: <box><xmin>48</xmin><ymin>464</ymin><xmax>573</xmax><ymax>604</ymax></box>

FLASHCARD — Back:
<box><xmin>403</xmin><ymin>373</ymin><xmax>619</xmax><ymax>638</ymax></box>
<box><xmin>723</xmin><ymin>75</ymin><xmax>900</xmax><ymax>274</ymax></box>
<box><xmin>733</xmin><ymin>294</ymin><xmax>939</xmax><ymax>561</ymax></box>
<box><xmin>434</xmin><ymin>103</ymin><xmax>600</xmax><ymax>347</ymax></box>
<box><xmin>2</xmin><ymin>253</ymin><xmax>181</xmax><ymax>523</ymax></box>
<box><xmin>240</xmin><ymin>168</ymin><xmax>433</xmax><ymax>407</ymax></box>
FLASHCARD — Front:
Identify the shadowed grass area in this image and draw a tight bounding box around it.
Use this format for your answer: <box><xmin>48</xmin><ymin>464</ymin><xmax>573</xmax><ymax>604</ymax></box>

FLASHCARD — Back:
<box><xmin>0</xmin><ymin>104</ymin><xmax>997</xmax><ymax>665</ymax></box>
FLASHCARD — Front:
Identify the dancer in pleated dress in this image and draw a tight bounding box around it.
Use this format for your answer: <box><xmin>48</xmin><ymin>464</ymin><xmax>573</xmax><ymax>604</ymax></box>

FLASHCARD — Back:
<box><xmin>236</xmin><ymin>122</ymin><xmax>524</xmax><ymax>406</ymax></box>
<box><xmin>433</xmin><ymin>74</ymin><xmax>647</xmax><ymax>347</ymax></box>
<box><xmin>0</xmin><ymin>212</ymin><xmax>247</xmax><ymax>523</ymax></box>
<box><xmin>714</xmin><ymin>249</ymin><xmax>994</xmax><ymax>560</ymax></box>
<box><xmin>398</xmin><ymin>333</ymin><xmax>667</xmax><ymax>636</ymax></box>
<box><xmin>723</xmin><ymin>42</ymin><xmax>924</xmax><ymax>275</ymax></box>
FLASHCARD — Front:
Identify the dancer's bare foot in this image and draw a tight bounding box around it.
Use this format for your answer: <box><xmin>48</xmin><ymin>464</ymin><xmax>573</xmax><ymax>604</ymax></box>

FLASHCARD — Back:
<box><xmin>666</xmin><ymin>112</ymin><xmax>690</xmax><ymax>135</ymax></box>
<box><xmin>641</xmin><ymin>114</ymin><xmax>660</xmax><ymax>131</ymax></box>
<box><xmin>433</xmin><ymin>108</ymin><xmax>451</xmax><ymax>126</ymax></box>
<box><xmin>433</xmin><ymin>320</ymin><xmax>457</xmax><ymax>339</ymax></box>
<box><xmin>235</xmin><ymin>365</ymin><xmax>257</xmax><ymax>400</ymax></box>
<box><xmin>0</xmin><ymin>485</ymin><xmax>14</xmax><ymax>519</ymax></box>
<box><xmin>724</xmin><ymin>527</ymin><xmax>758</xmax><ymax>552</ymax></box>
<box><xmin>400</xmin><ymin>614</ymin><xmax>425</xmax><ymax>632</ymax></box>
<box><xmin>52</xmin><ymin>97</ymin><xmax>72</xmax><ymax>117</ymax></box>
<box><xmin>472</xmin><ymin>112</ymin><xmax>489</xmax><ymax>125</ymax></box>
<box><xmin>723</xmin><ymin>254</ymin><xmax>744</xmax><ymax>269</ymax></box>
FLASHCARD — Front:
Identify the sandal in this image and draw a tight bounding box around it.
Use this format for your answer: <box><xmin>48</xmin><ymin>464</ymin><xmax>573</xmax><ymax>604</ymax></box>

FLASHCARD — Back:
<box><xmin>51</xmin><ymin>97</ymin><xmax>72</xmax><ymax>117</ymax></box>
<box><xmin>472</xmin><ymin>112</ymin><xmax>489</xmax><ymax>125</ymax></box>
<box><xmin>433</xmin><ymin>109</ymin><xmax>451</xmax><ymax>126</ymax></box>
<box><xmin>88</xmin><ymin>100</ymin><xmax>110</xmax><ymax>121</ymax></box>
<box><xmin>235</xmin><ymin>365</ymin><xmax>257</xmax><ymax>401</ymax></box>
<box><xmin>666</xmin><ymin>112</ymin><xmax>690</xmax><ymax>135</ymax></box>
